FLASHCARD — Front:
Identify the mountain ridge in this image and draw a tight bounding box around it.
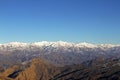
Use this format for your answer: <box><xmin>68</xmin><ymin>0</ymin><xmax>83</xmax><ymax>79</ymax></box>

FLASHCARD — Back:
<box><xmin>0</xmin><ymin>41</ymin><xmax>120</xmax><ymax>68</ymax></box>
<box><xmin>1</xmin><ymin>57</ymin><xmax>120</xmax><ymax>80</ymax></box>
<box><xmin>0</xmin><ymin>41</ymin><xmax>120</xmax><ymax>50</ymax></box>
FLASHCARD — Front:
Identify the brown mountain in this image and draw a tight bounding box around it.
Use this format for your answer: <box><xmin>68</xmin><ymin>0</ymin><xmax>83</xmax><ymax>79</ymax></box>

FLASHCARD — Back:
<box><xmin>0</xmin><ymin>58</ymin><xmax>61</xmax><ymax>80</ymax></box>
<box><xmin>1</xmin><ymin>58</ymin><xmax>120</xmax><ymax>80</ymax></box>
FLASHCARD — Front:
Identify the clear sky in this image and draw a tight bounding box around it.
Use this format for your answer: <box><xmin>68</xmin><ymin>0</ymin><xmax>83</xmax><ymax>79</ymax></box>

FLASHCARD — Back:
<box><xmin>0</xmin><ymin>0</ymin><xmax>120</xmax><ymax>44</ymax></box>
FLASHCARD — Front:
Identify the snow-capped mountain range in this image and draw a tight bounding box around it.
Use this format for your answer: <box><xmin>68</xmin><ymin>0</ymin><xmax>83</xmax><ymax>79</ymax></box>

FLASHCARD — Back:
<box><xmin>0</xmin><ymin>41</ymin><xmax>119</xmax><ymax>50</ymax></box>
<box><xmin>0</xmin><ymin>41</ymin><xmax>120</xmax><ymax>66</ymax></box>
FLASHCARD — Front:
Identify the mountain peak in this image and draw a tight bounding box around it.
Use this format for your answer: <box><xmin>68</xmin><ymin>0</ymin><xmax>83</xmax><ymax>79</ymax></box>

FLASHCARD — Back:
<box><xmin>76</xmin><ymin>42</ymin><xmax>97</xmax><ymax>48</ymax></box>
<box><xmin>0</xmin><ymin>41</ymin><xmax>119</xmax><ymax>50</ymax></box>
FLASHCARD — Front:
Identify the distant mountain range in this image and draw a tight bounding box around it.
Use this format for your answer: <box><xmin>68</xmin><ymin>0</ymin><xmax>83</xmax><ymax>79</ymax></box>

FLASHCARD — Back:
<box><xmin>0</xmin><ymin>41</ymin><xmax>120</xmax><ymax>80</ymax></box>
<box><xmin>0</xmin><ymin>41</ymin><xmax>119</xmax><ymax>51</ymax></box>
<box><xmin>0</xmin><ymin>41</ymin><xmax>120</xmax><ymax>67</ymax></box>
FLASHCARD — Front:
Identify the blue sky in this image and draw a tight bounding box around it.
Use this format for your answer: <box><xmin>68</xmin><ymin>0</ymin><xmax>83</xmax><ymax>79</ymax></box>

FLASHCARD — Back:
<box><xmin>0</xmin><ymin>0</ymin><xmax>120</xmax><ymax>44</ymax></box>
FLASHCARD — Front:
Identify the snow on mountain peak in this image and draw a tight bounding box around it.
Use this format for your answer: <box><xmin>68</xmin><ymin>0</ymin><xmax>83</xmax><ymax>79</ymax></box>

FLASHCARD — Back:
<box><xmin>99</xmin><ymin>44</ymin><xmax>119</xmax><ymax>48</ymax></box>
<box><xmin>0</xmin><ymin>41</ymin><xmax>119</xmax><ymax>50</ymax></box>
<box><xmin>31</xmin><ymin>41</ymin><xmax>74</xmax><ymax>47</ymax></box>
<box><xmin>4</xmin><ymin>42</ymin><xmax>28</xmax><ymax>47</ymax></box>
<box><xmin>0</xmin><ymin>42</ymin><xmax>28</xmax><ymax>50</ymax></box>
<box><xmin>76</xmin><ymin>42</ymin><xmax>97</xmax><ymax>48</ymax></box>
<box><xmin>32</xmin><ymin>41</ymin><xmax>53</xmax><ymax>46</ymax></box>
<box><xmin>53</xmin><ymin>41</ymin><xmax>75</xmax><ymax>47</ymax></box>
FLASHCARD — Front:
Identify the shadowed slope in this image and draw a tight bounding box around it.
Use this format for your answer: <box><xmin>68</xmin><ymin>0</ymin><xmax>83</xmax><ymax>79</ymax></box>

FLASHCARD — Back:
<box><xmin>1</xmin><ymin>58</ymin><xmax>120</xmax><ymax>80</ymax></box>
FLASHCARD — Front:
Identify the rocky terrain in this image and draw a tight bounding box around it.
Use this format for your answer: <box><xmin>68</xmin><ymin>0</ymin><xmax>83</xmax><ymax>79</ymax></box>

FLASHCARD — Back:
<box><xmin>1</xmin><ymin>58</ymin><xmax>120</xmax><ymax>80</ymax></box>
<box><xmin>0</xmin><ymin>41</ymin><xmax>120</xmax><ymax>80</ymax></box>
<box><xmin>0</xmin><ymin>41</ymin><xmax>120</xmax><ymax>67</ymax></box>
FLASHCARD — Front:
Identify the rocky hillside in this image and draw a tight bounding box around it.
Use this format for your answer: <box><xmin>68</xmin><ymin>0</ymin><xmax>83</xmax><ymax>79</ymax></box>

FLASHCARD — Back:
<box><xmin>1</xmin><ymin>58</ymin><xmax>120</xmax><ymax>80</ymax></box>
<box><xmin>0</xmin><ymin>41</ymin><xmax>120</xmax><ymax>80</ymax></box>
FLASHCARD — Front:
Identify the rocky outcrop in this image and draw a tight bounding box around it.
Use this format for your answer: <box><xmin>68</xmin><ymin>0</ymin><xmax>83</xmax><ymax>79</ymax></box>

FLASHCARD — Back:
<box><xmin>1</xmin><ymin>58</ymin><xmax>120</xmax><ymax>80</ymax></box>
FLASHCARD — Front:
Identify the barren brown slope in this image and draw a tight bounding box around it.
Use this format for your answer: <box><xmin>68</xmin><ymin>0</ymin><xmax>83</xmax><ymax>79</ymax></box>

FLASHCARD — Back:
<box><xmin>0</xmin><ymin>58</ymin><xmax>61</xmax><ymax>80</ymax></box>
<box><xmin>15</xmin><ymin>58</ymin><xmax>61</xmax><ymax>80</ymax></box>
<box><xmin>1</xmin><ymin>58</ymin><xmax>120</xmax><ymax>80</ymax></box>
